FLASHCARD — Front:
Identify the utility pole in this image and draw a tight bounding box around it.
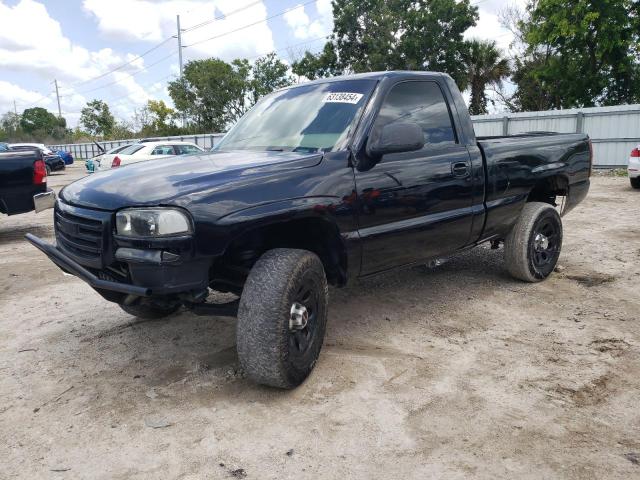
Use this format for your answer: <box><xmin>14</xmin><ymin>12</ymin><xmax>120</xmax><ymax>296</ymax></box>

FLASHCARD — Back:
<box><xmin>176</xmin><ymin>15</ymin><xmax>185</xmax><ymax>127</ymax></box>
<box><xmin>53</xmin><ymin>79</ymin><xmax>62</xmax><ymax>118</ymax></box>
<box><xmin>13</xmin><ymin>99</ymin><xmax>17</xmax><ymax>115</ymax></box>
<box><xmin>176</xmin><ymin>15</ymin><xmax>184</xmax><ymax>77</ymax></box>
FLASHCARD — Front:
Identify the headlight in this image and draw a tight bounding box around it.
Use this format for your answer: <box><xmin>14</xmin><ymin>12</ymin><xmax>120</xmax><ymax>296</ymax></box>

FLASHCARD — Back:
<box><xmin>115</xmin><ymin>208</ymin><xmax>192</xmax><ymax>237</ymax></box>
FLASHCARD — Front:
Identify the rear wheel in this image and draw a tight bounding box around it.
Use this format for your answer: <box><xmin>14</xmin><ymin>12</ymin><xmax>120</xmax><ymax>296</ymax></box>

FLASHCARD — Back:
<box><xmin>504</xmin><ymin>202</ymin><xmax>563</xmax><ymax>282</ymax></box>
<box><xmin>119</xmin><ymin>300</ymin><xmax>180</xmax><ymax>319</ymax></box>
<box><xmin>631</xmin><ymin>177</ymin><xmax>640</xmax><ymax>189</ymax></box>
<box><xmin>237</xmin><ymin>248</ymin><xmax>328</xmax><ymax>389</ymax></box>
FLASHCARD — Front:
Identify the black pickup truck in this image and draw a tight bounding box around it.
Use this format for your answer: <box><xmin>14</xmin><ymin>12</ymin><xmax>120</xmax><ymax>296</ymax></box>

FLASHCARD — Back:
<box><xmin>27</xmin><ymin>71</ymin><xmax>592</xmax><ymax>388</ymax></box>
<box><xmin>0</xmin><ymin>148</ymin><xmax>49</xmax><ymax>216</ymax></box>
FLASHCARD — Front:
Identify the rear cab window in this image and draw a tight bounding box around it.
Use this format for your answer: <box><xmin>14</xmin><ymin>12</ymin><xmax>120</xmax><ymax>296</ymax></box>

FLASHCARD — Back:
<box><xmin>374</xmin><ymin>81</ymin><xmax>457</xmax><ymax>146</ymax></box>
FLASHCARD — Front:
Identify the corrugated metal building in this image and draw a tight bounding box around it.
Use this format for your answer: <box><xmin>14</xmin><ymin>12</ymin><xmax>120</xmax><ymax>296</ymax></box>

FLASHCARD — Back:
<box><xmin>471</xmin><ymin>104</ymin><xmax>640</xmax><ymax>168</ymax></box>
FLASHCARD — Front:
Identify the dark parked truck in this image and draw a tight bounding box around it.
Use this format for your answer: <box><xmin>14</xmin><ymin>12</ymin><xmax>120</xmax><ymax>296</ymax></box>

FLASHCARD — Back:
<box><xmin>26</xmin><ymin>71</ymin><xmax>592</xmax><ymax>388</ymax></box>
<box><xmin>0</xmin><ymin>149</ymin><xmax>49</xmax><ymax>216</ymax></box>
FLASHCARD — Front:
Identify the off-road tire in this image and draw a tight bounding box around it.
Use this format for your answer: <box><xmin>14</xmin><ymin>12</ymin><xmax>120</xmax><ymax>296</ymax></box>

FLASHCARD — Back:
<box><xmin>237</xmin><ymin>248</ymin><xmax>328</xmax><ymax>389</ymax></box>
<box><xmin>119</xmin><ymin>301</ymin><xmax>180</xmax><ymax>319</ymax></box>
<box><xmin>504</xmin><ymin>202</ymin><xmax>563</xmax><ymax>282</ymax></box>
<box><xmin>631</xmin><ymin>177</ymin><xmax>640</xmax><ymax>189</ymax></box>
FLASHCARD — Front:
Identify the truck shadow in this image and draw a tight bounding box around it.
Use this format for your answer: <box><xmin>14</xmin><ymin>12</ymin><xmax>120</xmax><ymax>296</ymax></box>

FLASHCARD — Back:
<box><xmin>0</xmin><ymin>223</ymin><xmax>53</xmax><ymax>245</ymax></box>
<box><xmin>65</xmin><ymin>245</ymin><xmax>513</xmax><ymax>405</ymax></box>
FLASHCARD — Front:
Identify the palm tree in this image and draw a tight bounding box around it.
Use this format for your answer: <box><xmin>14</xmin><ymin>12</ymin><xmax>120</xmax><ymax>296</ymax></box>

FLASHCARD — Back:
<box><xmin>464</xmin><ymin>39</ymin><xmax>511</xmax><ymax>115</ymax></box>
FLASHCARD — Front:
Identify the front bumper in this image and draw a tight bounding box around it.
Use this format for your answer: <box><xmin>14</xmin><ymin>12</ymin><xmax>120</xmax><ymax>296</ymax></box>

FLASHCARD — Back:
<box><xmin>27</xmin><ymin>199</ymin><xmax>211</xmax><ymax>301</ymax></box>
<box><xmin>25</xmin><ymin>233</ymin><xmax>151</xmax><ymax>297</ymax></box>
<box><xmin>628</xmin><ymin>157</ymin><xmax>640</xmax><ymax>178</ymax></box>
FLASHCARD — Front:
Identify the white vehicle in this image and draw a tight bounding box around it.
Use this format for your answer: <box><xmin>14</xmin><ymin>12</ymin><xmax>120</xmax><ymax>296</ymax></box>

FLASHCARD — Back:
<box><xmin>629</xmin><ymin>144</ymin><xmax>640</xmax><ymax>189</ymax></box>
<box><xmin>9</xmin><ymin>143</ymin><xmax>55</xmax><ymax>155</ymax></box>
<box><xmin>94</xmin><ymin>143</ymin><xmax>134</xmax><ymax>161</ymax></box>
<box><xmin>95</xmin><ymin>141</ymin><xmax>204</xmax><ymax>171</ymax></box>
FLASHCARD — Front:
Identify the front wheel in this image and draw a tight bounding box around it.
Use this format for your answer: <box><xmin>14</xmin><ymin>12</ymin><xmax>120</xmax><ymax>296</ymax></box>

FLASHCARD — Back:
<box><xmin>237</xmin><ymin>249</ymin><xmax>328</xmax><ymax>389</ymax></box>
<box><xmin>631</xmin><ymin>177</ymin><xmax>640</xmax><ymax>189</ymax></box>
<box><xmin>504</xmin><ymin>202</ymin><xmax>563</xmax><ymax>282</ymax></box>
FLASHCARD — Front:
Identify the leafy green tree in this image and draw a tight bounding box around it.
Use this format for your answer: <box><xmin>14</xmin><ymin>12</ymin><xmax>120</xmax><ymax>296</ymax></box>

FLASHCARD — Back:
<box><xmin>464</xmin><ymin>39</ymin><xmax>510</xmax><ymax>115</ymax></box>
<box><xmin>291</xmin><ymin>0</ymin><xmax>478</xmax><ymax>89</ymax></box>
<box><xmin>292</xmin><ymin>43</ymin><xmax>340</xmax><ymax>80</ymax></box>
<box><xmin>20</xmin><ymin>107</ymin><xmax>65</xmax><ymax>137</ymax></box>
<box><xmin>136</xmin><ymin>100</ymin><xmax>180</xmax><ymax>136</ymax></box>
<box><xmin>168</xmin><ymin>55</ymin><xmax>292</xmax><ymax>131</ymax></box>
<box><xmin>516</xmin><ymin>0</ymin><xmax>640</xmax><ymax>108</ymax></box>
<box><xmin>168</xmin><ymin>58</ymin><xmax>249</xmax><ymax>131</ymax></box>
<box><xmin>249</xmin><ymin>53</ymin><xmax>293</xmax><ymax>104</ymax></box>
<box><xmin>0</xmin><ymin>112</ymin><xmax>22</xmax><ymax>140</ymax></box>
<box><xmin>80</xmin><ymin>99</ymin><xmax>115</xmax><ymax>137</ymax></box>
<box><xmin>507</xmin><ymin>54</ymin><xmax>564</xmax><ymax>112</ymax></box>
<box><xmin>108</xmin><ymin>121</ymin><xmax>135</xmax><ymax>140</ymax></box>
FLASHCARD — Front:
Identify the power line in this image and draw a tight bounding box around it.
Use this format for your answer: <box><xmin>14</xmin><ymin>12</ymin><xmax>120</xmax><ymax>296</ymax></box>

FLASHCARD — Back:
<box><xmin>59</xmin><ymin>73</ymin><xmax>176</xmax><ymax>116</ymax></box>
<box><xmin>103</xmin><ymin>73</ymin><xmax>176</xmax><ymax>105</ymax></box>
<box><xmin>184</xmin><ymin>0</ymin><xmax>317</xmax><ymax>48</ymax></box>
<box><xmin>182</xmin><ymin>0</ymin><xmax>264</xmax><ymax>33</ymax></box>
<box><xmin>63</xmin><ymin>52</ymin><xmax>177</xmax><ymax>97</ymax></box>
<box><xmin>68</xmin><ymin>36</ymin><xmax>175</xmax><ymax>89</ymax></box>
<box><xmin>248</xmin><ymin>34</ymin><xmax>330</xmax><ymax>62</ymax></box>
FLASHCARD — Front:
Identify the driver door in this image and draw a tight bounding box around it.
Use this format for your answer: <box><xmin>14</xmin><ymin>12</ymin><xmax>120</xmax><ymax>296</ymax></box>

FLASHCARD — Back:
<box><xmin>355</xmin><ymin>80</ymin><xmax>475</xmax><ymax>275</ymax></box>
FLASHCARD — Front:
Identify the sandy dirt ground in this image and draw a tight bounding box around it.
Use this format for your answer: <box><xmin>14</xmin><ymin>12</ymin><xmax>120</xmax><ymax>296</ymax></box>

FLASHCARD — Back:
<box><xmin>1</xmin><ymin>165</ymin><xmax>639</xmax><ymax>479</ymax></box>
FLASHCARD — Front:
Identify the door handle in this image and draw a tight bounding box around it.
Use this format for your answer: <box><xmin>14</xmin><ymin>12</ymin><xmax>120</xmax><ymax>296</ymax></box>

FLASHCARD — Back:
<box><xmin>451</xmin><ymin>161</ymin><xmax>470</xmax><ymax>177</ymax></box>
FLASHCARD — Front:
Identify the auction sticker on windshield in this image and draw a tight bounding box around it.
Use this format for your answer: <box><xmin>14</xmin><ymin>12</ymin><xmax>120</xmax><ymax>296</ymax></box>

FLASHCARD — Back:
<box><xmin>323</xmin><ymin>92</ymin><xmax>364</xmax><ymax>104</ymax></box>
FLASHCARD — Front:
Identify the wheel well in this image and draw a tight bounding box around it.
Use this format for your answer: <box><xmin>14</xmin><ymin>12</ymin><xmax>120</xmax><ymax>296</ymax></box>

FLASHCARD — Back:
<box><xmin>527</xmin><ymin>175</ymin><xmax>568</xmax><ymax>207</ymax></box>
<box><xmin>211</xmin><ymin>218</ymin><xmax>348</xmax><ymax>292</ymax></box>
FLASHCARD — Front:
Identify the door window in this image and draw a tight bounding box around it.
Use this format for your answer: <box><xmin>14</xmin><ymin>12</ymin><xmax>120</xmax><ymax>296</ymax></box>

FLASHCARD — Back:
<box><xmin>151</xmin><ymin>145</ymin><xmax>174</xmax><ymax>155</ymax></box>
<box><xmin>174</xmin><ymin>144</ymin><xmax>201</xmax><ymax>154</ymax></box>
<box><xmin>374</xmin><ymin>81</ymin><xmax>457</xmax><ymax>146</ymax></box>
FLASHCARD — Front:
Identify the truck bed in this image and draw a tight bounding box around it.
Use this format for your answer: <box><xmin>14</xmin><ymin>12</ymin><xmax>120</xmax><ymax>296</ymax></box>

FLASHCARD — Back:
<box><xmin>476</xmin><ymin>132</ymin><xmax>592</xmax><ymax>241</ymax></box>
<box><xmin>0</xmin><ymin>150</ymin><xmax>47</xmax><ymax>216</ymax></box>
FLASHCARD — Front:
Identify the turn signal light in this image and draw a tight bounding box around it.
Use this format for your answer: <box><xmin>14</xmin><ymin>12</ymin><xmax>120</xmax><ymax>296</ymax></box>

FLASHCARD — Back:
<box><xmin>111</xmin><ymin>156</ymin><xmax>121</xmax><ymax>168</ymax></box>
<box><xmin>631</xmin><ymin>148</ymin><xmax>640</xmax><ymax>158</ymax></box>
<box><xmin>33</xmin><ymin>159</ymin><xmax>47</xmax><ymax>184</ymax></box>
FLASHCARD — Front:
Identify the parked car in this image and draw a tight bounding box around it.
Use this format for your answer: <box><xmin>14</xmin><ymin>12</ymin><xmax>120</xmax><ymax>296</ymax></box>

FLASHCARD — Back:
<box><xmin>629</xmin><ymin>145</ymin><xmax>639</xmax><ymax>189</ymax></box>
<box><xmin>55</xmin><ymin>150</ymin><xmax>74</xmax><ymax>165</ymax></box>
<box><xmin>0</xmin><ymin>149</ymin><xmax>49</xmax><ymax>216</ymax></box>
<box><xmin>94</xmin><ymin>141</ymin><xmax>204</xmax><ymax>171</ymax></box>
<box><xmin>27</xmin><ymin>71</ymin><xmax>592</xmax><ymax>389</ymax></box>
<box><xmin>87</xmin><ymin>144</ymin><xmax>134</xmax><ymax>173</ymax></box>
<box><xmin>9</xmin><ymin>145</ymin><xmax>65</xmax><ymax>175</ymax></box>
<box><xmin>10</xmin><ymin>143</ymin><xmax>54</xmax><ymax>155</ymax></box>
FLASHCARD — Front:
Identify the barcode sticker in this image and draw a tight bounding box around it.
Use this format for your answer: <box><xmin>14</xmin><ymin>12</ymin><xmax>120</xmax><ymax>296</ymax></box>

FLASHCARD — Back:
<box><xmin>323</xmin><ymin>92</ymin><xmax>364</xmax><ymax>104</ymax></box>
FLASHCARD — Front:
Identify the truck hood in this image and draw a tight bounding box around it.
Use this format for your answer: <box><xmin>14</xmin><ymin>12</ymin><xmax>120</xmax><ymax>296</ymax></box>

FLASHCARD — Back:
<box><xmin>61</xmin><ymin>150</ymin><xmax>323</xmax><ymax>211</ymax></box>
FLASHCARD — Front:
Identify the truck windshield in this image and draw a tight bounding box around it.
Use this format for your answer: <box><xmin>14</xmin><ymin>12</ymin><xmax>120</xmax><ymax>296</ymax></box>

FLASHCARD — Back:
<box><xmin>216</xmin><ymin>79</ymin><xmax>377</xmax><ymax>153</ymax></box>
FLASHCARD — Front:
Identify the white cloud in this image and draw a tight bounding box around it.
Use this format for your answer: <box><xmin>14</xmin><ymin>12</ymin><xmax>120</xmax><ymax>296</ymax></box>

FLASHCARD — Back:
<box><xmin>464</xmin><ymin>11</ymin><xmax>513</xmax><ymax>53</ymax></box>
<box><xmin>284</xmin><ymin>0</ymin><xmax>333</xmax><ymax>40</ymax></box>
<box><xmin>0</xmin><ymin>80</ymin><xmax>53</xmax><ymax>111</ymax></box>
<box><xmin>465</xmin><ymin>0</ymin><xmax>529</xmax><ymax>53</ymax></box>
<box><xmin>0</xmin><ymin>1</ymin><xmax>143</xmax><ymax>82</ymax></box>
<box><xmin>0</xmin><ymin>0</ymin><xmax>172</xmax><ymax>126</ymax></box>
<box><xmin>83</xmin><ymin>0</ymin><xmax>276</xmax><ymax>61</ymax></box>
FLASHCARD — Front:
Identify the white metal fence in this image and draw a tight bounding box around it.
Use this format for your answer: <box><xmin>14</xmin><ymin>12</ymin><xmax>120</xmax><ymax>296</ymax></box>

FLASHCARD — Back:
<box><xmin>51</xmin><ymin>133</ymin><xmax>226</xmax><ymax>161</ymax></box>
<box><xmin>471</xmin><ymin>104</ymin><xmax>640</xmax><ymax>168</ymax></box>
<box><xmin>53</xmin><ymin>104</ymin><xmax>640</xmax><ymax>168</ymax></box>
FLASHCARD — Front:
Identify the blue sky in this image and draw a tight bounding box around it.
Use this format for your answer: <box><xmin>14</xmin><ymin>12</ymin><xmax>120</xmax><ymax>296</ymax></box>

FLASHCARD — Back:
<box><xmin>0</xmin><ymin>0</ymin><xmax>519</xmax><ymax>127</ymax></box>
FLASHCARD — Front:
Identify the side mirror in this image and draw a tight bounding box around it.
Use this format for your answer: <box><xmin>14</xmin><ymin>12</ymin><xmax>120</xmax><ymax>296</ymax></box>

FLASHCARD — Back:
<box><xmin>366</xmin><ymin>122</ymin><xmax>425</xmax><ymax>158</ymax></box>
